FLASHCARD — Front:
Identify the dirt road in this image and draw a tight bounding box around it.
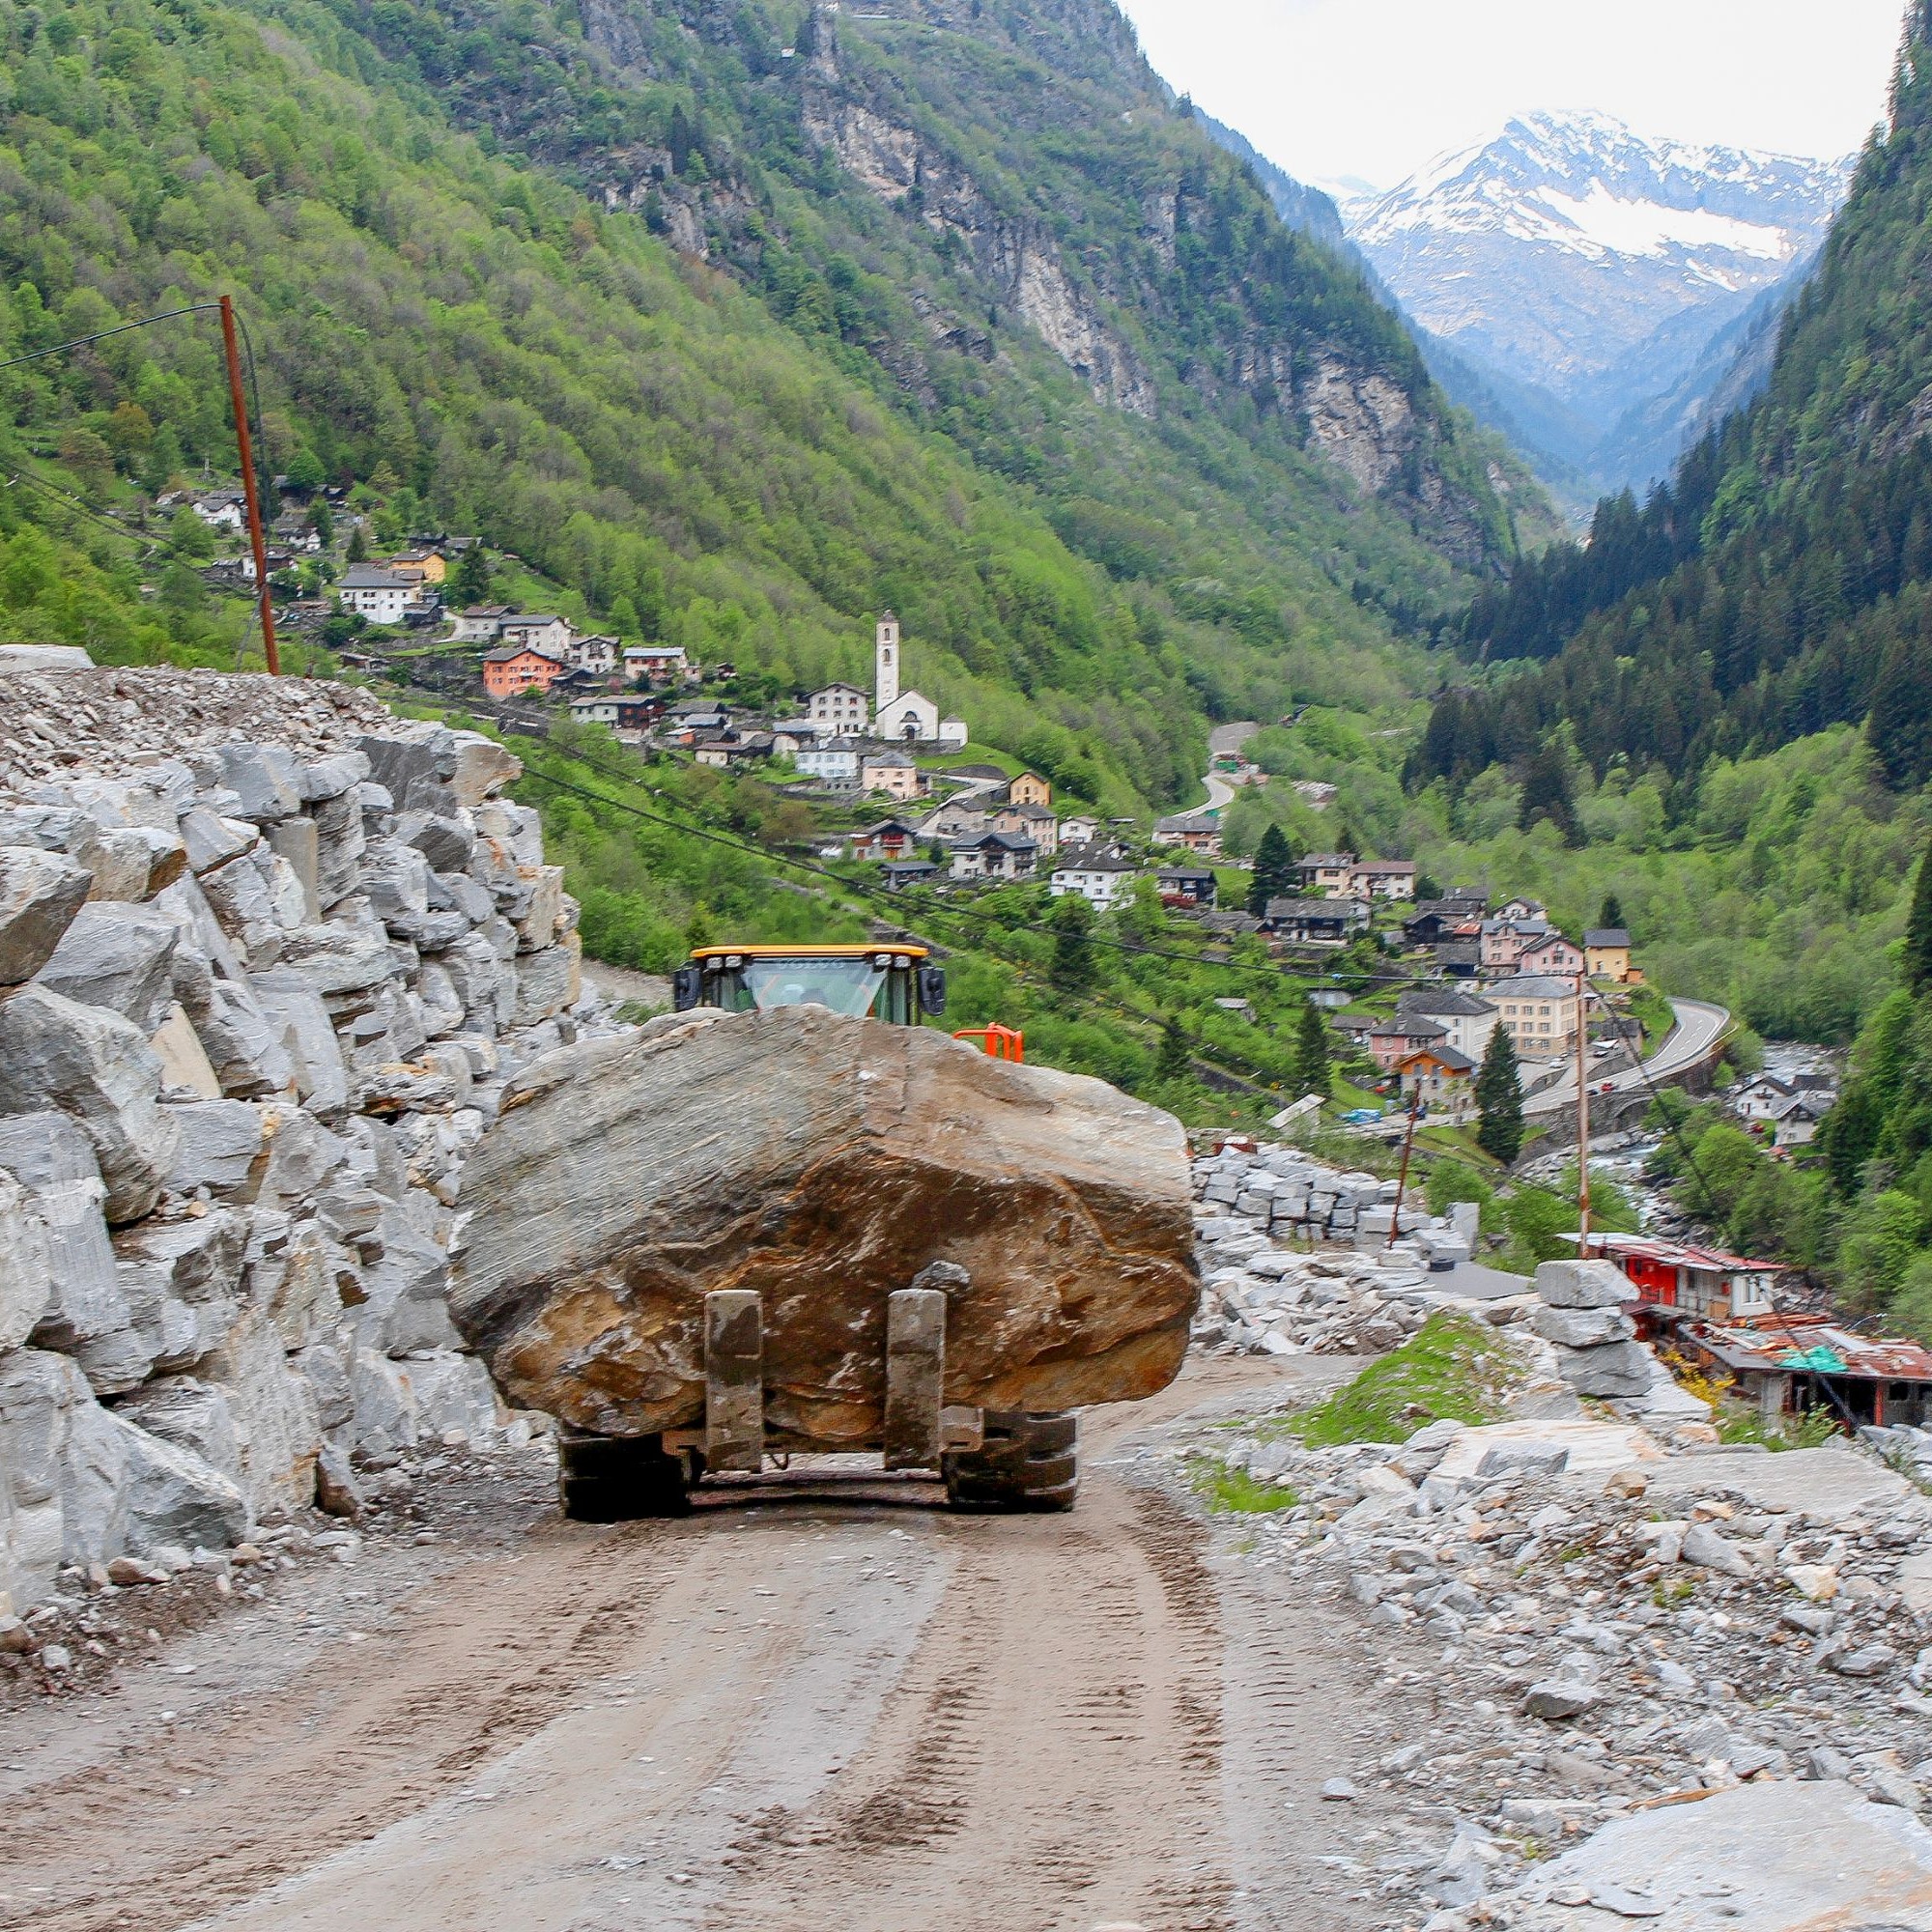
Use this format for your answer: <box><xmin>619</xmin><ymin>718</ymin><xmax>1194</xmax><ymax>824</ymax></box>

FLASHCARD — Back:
<box><xmin>2</xmin><ymin>1357</ymin><xmax>1406</xmax><ymax>1932</ymax></box>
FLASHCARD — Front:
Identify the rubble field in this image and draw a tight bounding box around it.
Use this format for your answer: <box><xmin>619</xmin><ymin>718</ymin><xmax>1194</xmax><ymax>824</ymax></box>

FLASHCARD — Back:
<box><xmin>1175</xmin><ymin>1136</ymin><xmax>1932</xmax><ymax>1929</ymax></box>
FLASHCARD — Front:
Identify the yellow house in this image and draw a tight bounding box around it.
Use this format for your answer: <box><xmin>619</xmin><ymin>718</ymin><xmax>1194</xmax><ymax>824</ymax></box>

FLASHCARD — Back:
<box><xmin>387</xmin><ymin>549</ymin><xmax>447</xmax><ymax>583</ymax></box>
<box><xmin>1008</xmin><ymin>771</ymin><xmax>1051</xmax><ymax>808</ymax></box>
<box><xmin>1584</xmin><ymin>927</ymin><xmax>1640</xmax><ymax>984</ymax></box>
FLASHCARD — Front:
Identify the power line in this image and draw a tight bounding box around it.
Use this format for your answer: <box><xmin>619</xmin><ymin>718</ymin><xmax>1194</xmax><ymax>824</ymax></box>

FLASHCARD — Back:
<box><xmin>0</xmin><ymin>303</ymin><xmax>225</xmax><ymax>375</ymax></box>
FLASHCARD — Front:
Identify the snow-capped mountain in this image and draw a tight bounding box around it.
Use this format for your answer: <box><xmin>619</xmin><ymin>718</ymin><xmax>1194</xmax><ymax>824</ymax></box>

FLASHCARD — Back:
<box><xmin>1345</xmin><ymin>111</ymin><xmax>1852</xmax><ymax>495</ymax></box>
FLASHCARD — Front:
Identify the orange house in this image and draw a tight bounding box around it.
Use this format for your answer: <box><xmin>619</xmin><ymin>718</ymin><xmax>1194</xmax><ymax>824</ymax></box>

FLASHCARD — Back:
<box><xmin>1008</xmin><ymin>771</ymin><xmax>1051</xmax><ymax>808</ymax></box>
<box><xmin>482</xmin><ymin>646</ymin><xmax>566</xmax><ymax>698</ymax></box>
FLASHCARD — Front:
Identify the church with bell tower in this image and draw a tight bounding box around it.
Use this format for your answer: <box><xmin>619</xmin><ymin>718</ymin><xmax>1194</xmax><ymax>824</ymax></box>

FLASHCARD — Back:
<box><xmin>872</xmin><ymin>610</ymin><xmax>967</xmax><ymax>749</ymax></box>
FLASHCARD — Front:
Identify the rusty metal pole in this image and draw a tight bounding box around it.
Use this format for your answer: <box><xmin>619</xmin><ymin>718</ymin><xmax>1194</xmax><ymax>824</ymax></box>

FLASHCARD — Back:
<box><xmin>1576</xmin><ymin>968</ymin><xmax>1592</xmax><ymax>1254</ymax></box>
<box><xmin>1388</xmin><ymin>1091</ymin><xmax>1421</xmax><ymax>1250</ymax></box>
<box><xmin>219</xmin><ymin>295</ymin><xmax>279</xmax><ymax>675</ymax></box>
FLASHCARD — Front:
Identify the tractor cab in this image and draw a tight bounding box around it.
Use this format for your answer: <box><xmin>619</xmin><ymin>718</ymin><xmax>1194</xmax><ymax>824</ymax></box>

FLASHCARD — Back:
<box><xmin>673</xmin><ymin>944</ymin><xmax>947</xmax><ymax>1025</ymax></box>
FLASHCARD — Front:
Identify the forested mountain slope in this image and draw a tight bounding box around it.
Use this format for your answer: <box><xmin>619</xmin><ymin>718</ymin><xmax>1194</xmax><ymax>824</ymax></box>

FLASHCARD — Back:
<box><xmin>1411</xmin><ymin>0</ymin><xmax>1932</xmax><ymax>796</ymax></box>
<box><xmin>0</xmin><ymin>0</ymin><xmax>1534</xmax><ymax>816</ymax></box>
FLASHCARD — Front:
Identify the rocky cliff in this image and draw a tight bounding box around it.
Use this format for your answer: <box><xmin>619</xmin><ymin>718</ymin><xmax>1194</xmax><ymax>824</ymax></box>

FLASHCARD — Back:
<box><xmin>0</xmin><ymin>664</ymin><xmax>611</xmax><ymax>1614</ymax></box>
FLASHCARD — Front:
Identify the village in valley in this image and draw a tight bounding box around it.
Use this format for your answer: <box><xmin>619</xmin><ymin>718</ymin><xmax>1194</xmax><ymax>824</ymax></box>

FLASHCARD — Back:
<box><xmin>193</xmin><ymin>487</ymin><xmax>1837</xmax><ymax>1160</ymax></box>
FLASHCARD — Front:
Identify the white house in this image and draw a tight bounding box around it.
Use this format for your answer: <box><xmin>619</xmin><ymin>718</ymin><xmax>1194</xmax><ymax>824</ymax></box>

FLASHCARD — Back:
<box><xmin>950</xmin><ymin>831</ymin><xmax>1037</xmax><ymax>882</ymax></box>
<box><xmin>1770</xmin><ymin>1094</ymin><xmax>1827</xmax><ymax>1150</ymax></box>
<box><xmin>569</xmin><ymin>697</ymin><xmax>622</xmax><ymax>725</ymax></box>
<box><xmin>794</xmin><ymin>740</ymin><xmax>864</xmax><ymax>787</ymax></box>
<box><xmin>498</xmin><ymin>613</ymin><xmax>575</xmax><ymax>660</ymax></box>
<box><xmin>1050</xmin><ymin>843</ymin><xmax>1138</xmax><ymax>908</ymax></box>
<box><xmin>450</xmin><ymin>604</ymin><xmax>514</xmax><ymax>643</ymax></box>
<box><xmin>1395</xmin><ymin>986</ymin><xmax>1499</xmax><ymax>1065</ymax></box>
<box><xmin>1059</xmin><ymin>813</ymin><xmax>1100</xmax><ymax>845</ymax></box>
<box><xmin>336</xmin><ymin>564</ymin><xmax>415</xmax><ymax>626</ymax></box>
<box><xmin>192</xmin><ymin>491</ymin><xmax>246</xmax><ymax>532</ymax></box>
<box><xmin>567</xmin><ymin>634</ymin><xmax>618</xmax><ymax>675</ymax></box>
<box><xmin>806</xmin><ymin>681</ymin><xmax>869</xmax><ymax>733</ymax></box>
<box><xmin>1733</xmin><ymin>1073</ymin><xmax>1796</xmax><ymax>1122</ymax></box>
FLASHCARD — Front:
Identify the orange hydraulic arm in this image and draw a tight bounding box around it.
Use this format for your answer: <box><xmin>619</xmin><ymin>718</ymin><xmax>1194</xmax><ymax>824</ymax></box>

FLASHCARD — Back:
<box><xmin>953</xmin><ymin>1024</ymin><xmax>1025</xmax><ymax>1063</ymax></box>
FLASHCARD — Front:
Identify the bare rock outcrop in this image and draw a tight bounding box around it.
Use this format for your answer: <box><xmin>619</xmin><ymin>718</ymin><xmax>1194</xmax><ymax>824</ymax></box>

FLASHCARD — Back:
<box><xmin>451</xmin><ymin>1008</ymin><xmax>1197</xmax><ymax>1443</ymax></box>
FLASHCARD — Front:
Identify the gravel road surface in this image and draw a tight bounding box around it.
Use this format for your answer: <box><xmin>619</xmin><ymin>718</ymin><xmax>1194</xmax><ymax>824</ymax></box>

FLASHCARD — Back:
<box><xmin>0</xmin><ymin>1357</ymin><xmax>1407</xmax><ymax>1932</ymax></box>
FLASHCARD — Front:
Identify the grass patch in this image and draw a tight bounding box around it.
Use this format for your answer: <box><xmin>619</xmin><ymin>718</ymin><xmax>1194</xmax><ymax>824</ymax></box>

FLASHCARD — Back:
<box><xmin>1714</xmin><ymin>1405</ymin><xmax>1840</xmax><ymax>1452</ymax></box>
<box><xmin>1188</xmin><ymin>1457</ymin><xmax>1300</xmax><ymax>1515</ymax></box>
<box><xmin>1278</xmin><ymin>1313</ymin><xmax>1525</xmax><ymax>1447</ymax></box>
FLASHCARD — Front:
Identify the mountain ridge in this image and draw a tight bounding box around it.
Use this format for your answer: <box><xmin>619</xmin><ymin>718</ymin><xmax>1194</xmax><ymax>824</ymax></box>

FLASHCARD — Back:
<box><xmin>1350</xmin><ymin>108</ymin><xmax>1851</xmax><ymax>500</ymax></box>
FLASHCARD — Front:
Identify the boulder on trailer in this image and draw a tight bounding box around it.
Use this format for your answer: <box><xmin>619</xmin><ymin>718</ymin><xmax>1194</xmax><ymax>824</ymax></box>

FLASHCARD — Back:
<box><xmin>450</xmin><ymin>1005</ymin><xmax>1196</xmax><ymax>1516</ymax></box>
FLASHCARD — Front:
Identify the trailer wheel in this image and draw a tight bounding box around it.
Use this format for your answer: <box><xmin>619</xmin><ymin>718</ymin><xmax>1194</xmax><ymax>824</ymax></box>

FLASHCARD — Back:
<box><xmin>943</xmin><ymin>1410</ymin><xmax>1078</xmax><ymax>1512</ymax></box>
<box><xmin>555</xmin><ymin>1429</ymin><xmax>692</xmax><ymax>1520</ymax></box>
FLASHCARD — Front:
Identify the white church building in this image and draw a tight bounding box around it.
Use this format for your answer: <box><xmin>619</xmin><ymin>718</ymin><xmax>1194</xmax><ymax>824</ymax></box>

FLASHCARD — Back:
<box><xmin>872</xmin><ymin>611</ymin><xmax>968</xmax><ymax>751</ymax></box>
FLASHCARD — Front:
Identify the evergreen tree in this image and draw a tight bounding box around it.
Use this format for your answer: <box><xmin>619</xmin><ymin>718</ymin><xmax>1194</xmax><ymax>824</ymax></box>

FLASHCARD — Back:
<box><xmin>1247</xmin><ymin>822</ymin><xmax>1295</xmax><ymax>916</ymax></box>
<box><xmin>1908</xmin><ymin>830</ymin><xmax>1932</xmax><ymax>992</ymax></box>
<box><xmin>1518</xmin><ymin>742</ymin><xmax>1579</xmax><ymax>843</ymax></box>
<box><xmin>1598</xmin><ymin>894</ymin><xmax>1624</xmax><ymax>931</ymax></box>
<box><xmin>1050</xmin><ymin>892</ymin><xmax>1096</xmax><ymax>996</ymax></box>
<box><xmin>345</xmin><ymin>522</ymin><xmax>368</xmax><ymax>563</ymax></box>
<box><xmin>448</xmin><ymin>543</ymin><xmax>492</xmax><ymax>606</ymax></box>
<box><xmin>1292</xmin><ymin>998</ymin><xmax>1332</xmax><ymax>1099</ymax></box>
<box><xmin>1868</xmin><ymin>632</ymin><xmax>1932</xmax><ymax>789</ymax></box>
<box><xmin>1475</xmin><ymin>1026</ymin><xmax>1525</xmax><ymax>1165</ymax></box>
<box><xmin>1157</xmin><ymin>1015</ymin><xmax>1190</xmax><ymax>1081</ymax></box>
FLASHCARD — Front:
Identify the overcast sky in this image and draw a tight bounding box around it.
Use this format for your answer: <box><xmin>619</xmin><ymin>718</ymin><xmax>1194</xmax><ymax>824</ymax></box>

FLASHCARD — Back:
<box><xmin>1116</xmin><ymin>0</ymin><xmax>1909</xmax><ymax>193</ymax></box>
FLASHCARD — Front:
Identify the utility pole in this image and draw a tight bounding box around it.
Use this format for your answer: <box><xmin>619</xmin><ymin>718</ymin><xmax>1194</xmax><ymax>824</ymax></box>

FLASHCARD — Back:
<box><xmin>1388</xmin><ymin>1090</ymin><xmax>1421</xmax><ymax>1250</ymax></box>
<box><xmin>1575</xmin><ymin>968</ymin><xmax>1592</xmax><ymax>1254</ymax></box>
<box><xmin>219</xmin><ymin>295</ymin><xmax>279</xmax><ymax>675</ymax></box>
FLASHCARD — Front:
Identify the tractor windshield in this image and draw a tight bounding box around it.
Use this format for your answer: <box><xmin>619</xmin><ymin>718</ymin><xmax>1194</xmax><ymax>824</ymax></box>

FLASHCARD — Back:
<box><xmin>740</xmin><ymin>956</ymin><xmax>888</xmax><ymax>1018</ymax></box>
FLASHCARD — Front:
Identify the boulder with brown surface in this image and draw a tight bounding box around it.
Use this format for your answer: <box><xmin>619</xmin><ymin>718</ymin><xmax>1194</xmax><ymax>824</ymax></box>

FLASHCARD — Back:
<box><xmin>450</xmin><ymin>1008</ymin><xmax>1196</xmax><ymax>1445</ymax></box>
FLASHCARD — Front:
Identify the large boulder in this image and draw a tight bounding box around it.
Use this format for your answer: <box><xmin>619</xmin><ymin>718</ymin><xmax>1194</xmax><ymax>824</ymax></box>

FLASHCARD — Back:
<box><xmin>0</xmin><ymin>847</ymin><xmax>91</xmax><ymax>985</ymax></box>
<box><xmin>33</xmin><ymin>900</ymin><xmax>181</xmax><ymax>1035</ymax></box>
<box><xmin>451</xmin><ymin>1008</ymin><xmax>1197</xmax><ymax>1443</ymax></box>
<box><xmin>0</xmin><ymin>1170</ymin><xmax>53</xmax><ymax>1351</ymax></box>
<box><xmin>0</xmin><ymin>985</ymin><xmax>182</xmax><ymax>1223</ymax></box>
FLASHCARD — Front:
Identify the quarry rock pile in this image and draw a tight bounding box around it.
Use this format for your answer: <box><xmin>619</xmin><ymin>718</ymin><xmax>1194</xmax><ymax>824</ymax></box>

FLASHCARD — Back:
<box><xmin>0</xmin><ymin>667</ymin><xmax>611</xmax><ymax>1616</ymax></box>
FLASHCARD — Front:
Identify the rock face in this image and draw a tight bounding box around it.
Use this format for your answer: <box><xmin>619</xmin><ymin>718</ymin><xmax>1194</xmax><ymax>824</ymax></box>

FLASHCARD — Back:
<box><xmin>0</xmin><ymin>668</ymin><xmax>609</xmax><ymax>1613</ymax></box>
<box><xmin>452</xmin><ymin>1008</ymin><xmax>1197</xmax><ymax>1442</ymax></box>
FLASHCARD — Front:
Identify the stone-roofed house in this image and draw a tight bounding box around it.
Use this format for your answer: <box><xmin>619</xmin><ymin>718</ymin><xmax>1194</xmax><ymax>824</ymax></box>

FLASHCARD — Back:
<box><xmin>1050</xmin><ymin>843</ymin><xmax>1138</xmax><ymax>907</ymax></box>
<box><xmin>1263</xmin><ymin>897</ymin><xmax>1370</xmax><ymax>945</ymax></box>
<box><xmin>1584</xmin><ymin>927</ymin><xmax>1638</xmax><ymax>983</ymax></box>
<box><xmin>1368</xmin><ymin>1013</ymin><xmax>1447</xmax><ymax>1072</ymax></box>
<box><xmin>1153</xmin><ymin>812</ymin><xmax>1222</xmax><ymax>858</ymax></box>
<box><xmin>337</xmin><ymin>564</ymin><xmax>418</xmax><ymax>626</ymax></box>
<box><xmin>951</xmin><ymin>830</ymin><xmax>1037</xmax><ymax>882</ymax></box>
<box><xmin>1396</xmin><ymin>984</ymin><xmax>1499</xmax><ymax>1063</ymax></box>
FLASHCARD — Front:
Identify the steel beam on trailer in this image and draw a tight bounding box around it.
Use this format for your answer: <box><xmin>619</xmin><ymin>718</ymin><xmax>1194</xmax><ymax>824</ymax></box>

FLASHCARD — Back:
<box><xmin>883</xmin><ymin>1288</ymin><xmax>947</xmax><ymax>1470</ymax></box>
<box><xmin>704</xmin><ymin>1290</ymin><xmax>764</xmax><ymax>1473</ymax></box>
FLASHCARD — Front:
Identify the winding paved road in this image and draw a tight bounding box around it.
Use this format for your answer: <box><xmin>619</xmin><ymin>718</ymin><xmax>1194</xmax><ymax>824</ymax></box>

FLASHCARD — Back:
<box><xmin>1524</xmin><ymin>996</ymin><xmax>1731</xmax><ymax>1118</ymax></box>
<box><xmin>1199</xmin><ymin>721</ymin><xmax>1259</xmax><ymax>814</ymax></box>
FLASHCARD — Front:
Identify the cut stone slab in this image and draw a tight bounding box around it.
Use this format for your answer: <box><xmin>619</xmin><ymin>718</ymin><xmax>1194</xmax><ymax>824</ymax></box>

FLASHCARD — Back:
<box><xmin>1551</xmin><ymin>1340</ymin><xmax>1655</xmax><ymax>1398</ymax></box>
<box><xmin>0</xmin><ymin>985</ymin><xmax>181</xmax><ymax>1223</ymax></box>
<box><xmin>452</xmin><ymin>1007</ymin><xmax>1198</xmax><ymax>1443</ymax></box>
<box><xmin>1434</xmin><ymin>1419</ymin><xmax>1662</xmax><ymax>1486</ymax></box>
<box><xmin>1642</xmin><ymin>1443</ymin><xmax>1914</xmax><ymax>1520</ymax></box>
<box><xmin>1535</xmin><ymin>1259</ymin><xmax>1635</xmax><ymax>1310</ymax></box>
<box><xmin>1531</xmin><ymin>1303</ymin><xmax>1636</xmax><ymax>1349</ymax></box>
<box><xmin>1513</xmin><ymin>1777</ymin><xmax>1932</xmax><ymax>1930</ymax></box>
<box><xmin>0</xmin><ymin>847</ymin><xmax>92</xmax><ymax>985</ymax></box>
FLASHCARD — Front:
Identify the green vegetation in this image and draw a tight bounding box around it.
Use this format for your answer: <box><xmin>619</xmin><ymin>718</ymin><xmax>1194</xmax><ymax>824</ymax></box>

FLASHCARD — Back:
<box><xmin>1474</xmin><ymin>1026</ymin><xmax>1523</xmax><ymax>1164</ymax></box>
<box><xmin>1187</xmin><ymin>1458</ymin><xmax>1299</xmax><ymax>1515</ymax></box>
<box><xmin>0</xmin><ymin>0</ymin><xmax>1537</xmax><ymax>824</ymax></box>
<box><xmin>1281</xmin><ymin>1315</ymin><xmax>1525</xmax><ymax>1447</ymax></box>
<box><xmin>487</xmin><ymin>714</ymin><xmax>1367</xmax><ymax>1125</ymax></box>
<box><xmin>1714</xmin><ymin>1406</ymin><xmax>1840</xmax><ymax>1453</ymax></box>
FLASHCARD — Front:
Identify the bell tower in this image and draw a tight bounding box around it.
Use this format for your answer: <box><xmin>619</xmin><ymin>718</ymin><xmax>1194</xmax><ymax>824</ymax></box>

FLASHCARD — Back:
<box><xmin>875</xmin><ymin>610</ymin><xmax>900</xmax><ymax>713</ymax></box>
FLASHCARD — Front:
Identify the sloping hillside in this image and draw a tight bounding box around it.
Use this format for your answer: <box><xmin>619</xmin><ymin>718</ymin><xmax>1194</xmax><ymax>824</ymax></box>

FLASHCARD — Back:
<box><xmin>0</xmin><ymin>0</ymin><xmax>1540</xmax><ymax>819</ymax></box>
